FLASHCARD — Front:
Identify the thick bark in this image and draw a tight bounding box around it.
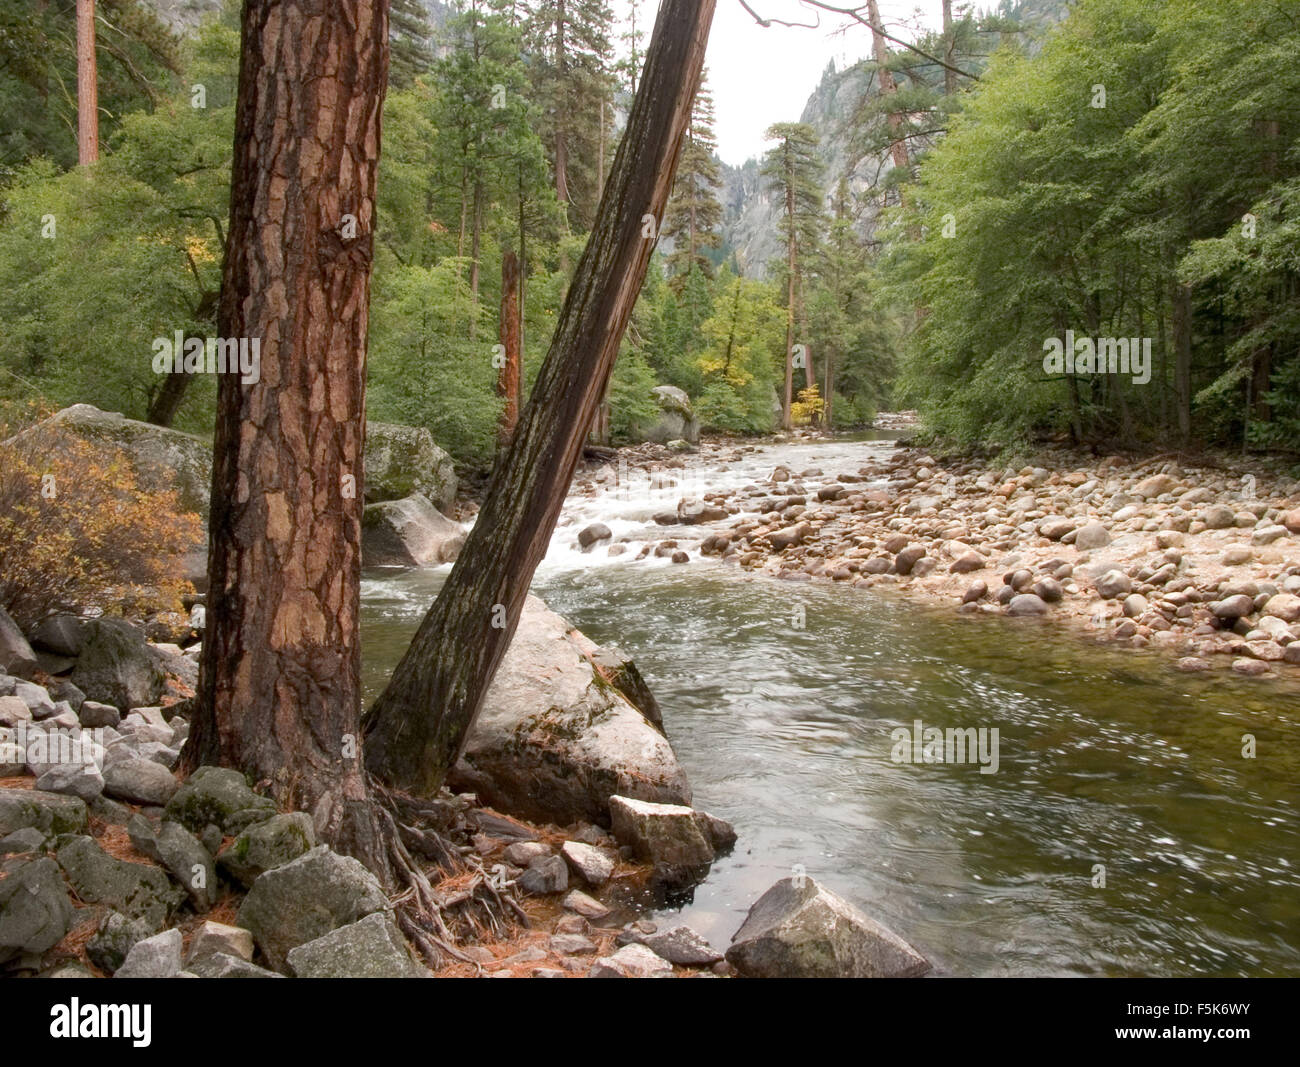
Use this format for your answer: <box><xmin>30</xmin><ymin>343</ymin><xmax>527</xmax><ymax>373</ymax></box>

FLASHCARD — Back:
<box><xmin>76</xmin><ymin>0</ymin><xmax>98</xmax><ymax>165</ymax></box>
<box><xmin>184</xmin><ymin>0</ymin><xmax>391</xmax><ymax>873</ymax></box>
<box><xmin>497</xmin><ymin>251</ymin><xmax>520</xmax><ymax>446</ymax></box>
<box><xmin>363</xmin><ymin>0</ymin><xmax>716</xmax><ymax>795</ymax></box>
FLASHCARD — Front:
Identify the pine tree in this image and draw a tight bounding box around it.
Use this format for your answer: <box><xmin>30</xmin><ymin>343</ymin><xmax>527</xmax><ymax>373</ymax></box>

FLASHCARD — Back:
<box><xmin>663</xmin><ymin>71</ymin><xmax>723</xmax><ymax>286</ymax></box>
<box><xmin>762</xmin><ymin>122</ymin><xmax>824</xmax><ymax>428</ymax></box>
<box><xmin>527</xmin><ymin>0</ymin><xmax>616</xmax><ymax>231</ymax></box>
<box><xmin>389</xmin><ymin>0</ymin><xmax>435</xmax><ymax>88</ymax></box>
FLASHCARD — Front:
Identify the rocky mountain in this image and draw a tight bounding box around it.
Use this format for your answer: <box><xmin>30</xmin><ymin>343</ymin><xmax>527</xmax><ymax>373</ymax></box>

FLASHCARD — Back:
<box><xmin>719</xmin><ymin>0</ymin><xmax>1072</xmax><ymax>279</ymax></box>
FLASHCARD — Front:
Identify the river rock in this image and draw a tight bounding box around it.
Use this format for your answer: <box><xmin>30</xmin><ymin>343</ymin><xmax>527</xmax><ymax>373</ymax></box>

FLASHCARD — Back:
<box><xmin>1261</xmin><ymin>593</ymin><xmax>1300</xmax><ymax>623</ymax></box>
<box><xmin>589</xmin><ymin>942</ymin><xmax>673</xmax><ymax>978</ymax></box>
<box><xmin>1094</xmin><ymin>570</ymin><xmax>1132</xmax><ymax>599</ymax></box>
<box><xmin>563</xmin><ymin>889</ymin><xmax>611</xmax><ymax>921</ymax></box>
<box><xmin>35</xmin><ymin>760</ymin><xmax>104</xmax><ymax>801</ymax></box>
<box><xmin>1133</xmin><ymin>473</ymin><xmax>1180</xmax><ymax>498</ymax></box>
<box><xmin>69</xmin><ymin>619</ymin><xmax>167</xmax><ymax>711</ymax></box>
<box><xmin>768</xmin><ymin>522</ymin><xmax>811</xmax><ymax>551</ymax></box>
<box><xmin>0</xmin><ymin>789</ymin><xmax>88</xmax><ymax>837</ymax></box>
<box><xmin>560</xmin><ymin>840</ymin><xmax>615</xmax><ymax>887</ymax></box>
<box><xmin>1037</xmin><ymin>517</ymin><xmax>1077</xmax><ymax>541</ymax></box>
<box><xmin>0</xmin><ymin>695</ymin><xmax>31</xmax><ymax>728</ymax></box>
<box><xmin>518</xmin><ymin>854</ymin><xmax>569</xmax><ymax>895</ymax></box>
<box><xmin>1073</xmin><ymin>522</ymin><xmax>1112</xmax><ymax>550</ymax></box>
<box><xmin>361</xmin><ymin>492</ymin><xmax>464</xmax><ymax>567</ymax></box>
<box><xmin>364</xmin><ymin>421</ymin><xmax>457</xmax><ymax>513</ymax></box>
<box><xmin>1007</xmin><ymin>593</ymin><xmax>1048</xmax><ymax>616</ymax></box>
<box><xmin>217</xmin><ymin>811</ymin><xmax>315</xmax><ymax>888</ymax></box>
<box><xmin>164</xmin><ymin>765</ymin><xmax>276</xmax><ymax>834</ymax></box>
<box><xmin>1211</xmin><ymin>594</ymin><xmax>1255</xmax><ymax>620</ymax></box>
<box><xmin>3</xmin><ymin>404</ymin><xmax>212</xmax><ymax>519</ymax></box>
<box><xmin>114</xmin><ymin>928</ymin><xmax>183</xmax><ymax>978</ymax></box>
<box><xmin>578</xmin><ymin>523</ymin><xmax>612</xmax><ymax>549</ymax></box>
<box><xmin>0</xmin><ymin>856</ymin><xmax>74</xmax><ymax>963</ymax></box>
<box><xmin>1202</xmin><ymin>504</ymin><xmax>1236</xmax><ymax>529</ymax></box>
<box><xmin>448</xmin><ymin>596</ymin><xmax>691</xmax><ymax>826</ymax></box>
<box><xmin>726</xmin><ymin>876</ymin><xmax>930</xmax><ymax>979</ymax></box>
<box><xmin>0</xmin><ymin>607</ymin><xmax>38</xmax><ymax>680</ymax></box>
<box><xmin>55</xmin><ymin>834</ymin><xmax>183</xmax><ymax>930</ymax></box>
<box><xmin>895</xmin><ymin>545</ymin><xmax>927</xmax><ymax>575</ymax></box>
<box><xmin>287</xmin><ymin>912</ymin><xmax>430</xmax><ymax>978</ymax></box>
<box><xmin>237</xmin><ymin>846</ymin><xmax>391</xmax><ymax>972</ymax></box>
<box><xmin>640</xmin><ymin>925</ymin><xmax>723</xmax><ymax>966</ymax></box>
<box><xmin>608</xmin><ymin>795</ymin><xmax>714</xmax><ymax>890</ymax></box>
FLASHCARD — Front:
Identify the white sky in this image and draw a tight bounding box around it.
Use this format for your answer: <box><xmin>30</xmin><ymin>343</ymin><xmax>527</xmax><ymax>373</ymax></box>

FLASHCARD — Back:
<box><xmin>696</xmin><ymin>0</ymin><xmax>945</xmax><ymax>165</ymax></box>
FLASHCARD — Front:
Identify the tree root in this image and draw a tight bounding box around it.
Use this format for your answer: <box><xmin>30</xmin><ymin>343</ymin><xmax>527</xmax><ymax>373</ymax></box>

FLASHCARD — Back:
<box><xmin>367</xmin><ymin>776</ymin><xmax>527</xmax><ymax>971</ymax></box>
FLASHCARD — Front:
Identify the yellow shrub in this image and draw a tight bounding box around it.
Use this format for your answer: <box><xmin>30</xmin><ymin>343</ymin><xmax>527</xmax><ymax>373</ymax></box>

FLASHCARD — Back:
<box><xmin>791</xmin><ymin>385</ymin><xmax>825</xmax><ymax>426</ymax></box>
<box><xmin>0</xmin><ymin>413</ymin><xmax>202</xmax><ymax>629</ymax></box>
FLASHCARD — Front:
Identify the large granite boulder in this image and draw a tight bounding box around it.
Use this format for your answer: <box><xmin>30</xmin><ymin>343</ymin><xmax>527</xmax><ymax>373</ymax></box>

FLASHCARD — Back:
<box><xmin>447</xmin><ymin>596</ymin><xmax>691</xmax><ymax>826</ymax></box>
<box><xmin>3</xmin><ymin>405</ymin><xmax>211</xmax><ymax>520</ymax></box>
<box><xmin>726</xmin><ymin>876</ymin><xmax>931</xmax><ymax>979</ymax></box>
<box><xmin>632</xmin><ymin>386</ymin><xmax>700</xmax><ymax>445</ymax></box>
<box><xmin>364</xmin><ymin>422</ymin><xmax>457</xmax><ymax>513</ymax></box>
<box><xmin>361</xmin><ymin>492</ymin><xmax>465</xmax><ymax>568</ymax></box>
<box><xmin>55</xmin><ymin>835</ymin><xmax>183</xmax><ymax>931</ymax></box>
<box><xmin>0</xmin><ymin>856</ymin><xmax>75</xmax><ymax>964</ymax></box>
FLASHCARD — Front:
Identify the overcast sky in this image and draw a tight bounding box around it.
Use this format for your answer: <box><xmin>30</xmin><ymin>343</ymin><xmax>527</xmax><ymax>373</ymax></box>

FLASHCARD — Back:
<box><xmin>690</xmin><ymin>0</ymin><xmax>945</xmax><ymax>165</ymax></box>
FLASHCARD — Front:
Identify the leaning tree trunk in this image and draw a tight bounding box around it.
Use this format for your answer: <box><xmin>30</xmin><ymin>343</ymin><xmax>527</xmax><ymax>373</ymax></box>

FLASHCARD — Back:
<box><xmin>184</xmin><ymin>0</ymin><xmax>392</xmax><ymax>874</ymax></box>
<box><xmin>363</xmin><ymin>0</ymin><xmax>717</xmax><ymax>795</ymax></box>
<box><xmin>497</xmin><ymin>251</ymin><xmax>521</xmax><ymax>447</ymax></box>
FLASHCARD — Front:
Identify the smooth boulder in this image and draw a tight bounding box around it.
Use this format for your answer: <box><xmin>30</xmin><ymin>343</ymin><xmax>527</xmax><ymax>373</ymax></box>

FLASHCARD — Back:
<box><xmin>361</xmin><ymin>492</ymin><xmax>465</xmax><ymax>567</ymax></box>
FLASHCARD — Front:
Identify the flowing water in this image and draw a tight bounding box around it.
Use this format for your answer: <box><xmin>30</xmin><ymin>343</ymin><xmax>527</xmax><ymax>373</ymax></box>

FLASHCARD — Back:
<box><xmin>361</xmin><ymin>435</ymin><xmax>1300</xmax><ymax>977</ymax></box>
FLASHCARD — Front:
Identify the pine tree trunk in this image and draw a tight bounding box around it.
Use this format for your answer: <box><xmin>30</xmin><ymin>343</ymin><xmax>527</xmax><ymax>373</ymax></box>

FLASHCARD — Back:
<box><xmin>783</xmin><ymin>163</ymin><xmax>796</xmax><ymax>430</ymax></box>
<box><xmin>75</xmin><ymin>0</ymin><xmax>98</xmax><ymax>165</ymax></box>
<box><xmin>498</xmin><ymin>251</ymin><xmax>521</xmax><ymax>447</ymax></box>
<box><xmin>363</xmin><ymin>0</ymin><xmax>717</xmax><ymax>795</ymax></box>
<box><xmin>184</xmin><ymin>0</ymin><xmax>391</xmax><ymax>873</ymax></box>
<box><xmin>866</xmin><ymin>0</ymin><xmax>909</xmax><ymax>176</ymax></box>
<box><xmin>942</xmin><ymin>0</ymin><xmax>955</xmax><ymax>97</ymax></box>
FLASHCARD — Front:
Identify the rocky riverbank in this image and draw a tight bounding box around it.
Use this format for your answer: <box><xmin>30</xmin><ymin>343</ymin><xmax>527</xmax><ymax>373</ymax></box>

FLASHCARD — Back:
<box><xmin>568</xmin><ymin>430</ymin><xmax>1300</xmax><ymax>681</ymax></box>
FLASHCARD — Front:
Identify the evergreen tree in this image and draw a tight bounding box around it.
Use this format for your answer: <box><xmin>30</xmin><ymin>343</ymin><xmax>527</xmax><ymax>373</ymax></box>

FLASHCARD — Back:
<box><xmin>663</xmin><ymin>71</ymin><xmax>723</xmax><ymax>285</ymax></box>
<box><xmin>389</xmin><ymin>0</ymin><xmax>435</xmax><ymax>88</ymax></box>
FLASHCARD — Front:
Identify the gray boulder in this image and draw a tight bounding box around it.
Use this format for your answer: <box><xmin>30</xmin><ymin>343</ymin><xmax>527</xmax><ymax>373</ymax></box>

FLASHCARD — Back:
<box><xmin>127</xmin><ymin>815</ymin><xmax>216</xmax><ymax>911</ymax></box>
<box><xmin>633</xmin><ymin>386</ymin><xmax>699</xmax><ymax>445</ymax></box>
<box><xmin>55</xmin><ymin>835</ymin><xmax>183</xmax><ymax>930</ymax></box>
<box><xmin>35</xmin><ymin>760</ymin><xmax>105</xmax><ymax>801</ymax></box>
<box><xmin>364</xmin><ymin>421</ymin><xmax>458</xmax><ymax>513</ymax></box>
<box><xmin>186</xmin><ymin>920</ymin><xmax>255</xmax><ymax>964</ymax></box>
<box><xmin>236</xmin><ymin>846</ymin><xmax>391</xmax><ymax>972</ymax></box>
<box><xmin>726</xmin><ymin>877</ymin><xmax>930</xmax><ymax>978</ymax></box>
<box><xmin>517</xmin><ymin>854</ymin><xmax>569</xmax><ymax>895</ymax></box>
<box><xmin>0</xmin><ymin>789</ymin><xmax>88</xmax><ymax>837</ymax></box>
<box><xmin>286</xmin><ymin>913</ymin><xmax>430</xmax><ymax>978</ymax></box>
<box><xmin>69</xmin><ymin>619</ymin><xmax>166</xmax><ymax>711</ymax></box>
<box><xmin>30</xmin><ymin>615</ymin><xmax>85</xmax><ymax>658</ymax></box>
<box><xmin>0</xmin><ymin>857</ymin><xmax>74</xmax><ymax>963</ymax></box>
<box><xmin>4</xmin><ymin>405</ymin><xmax>211</xmax><ymax>520</ymax></box>
<box><xmin>0</xmin><ymin>606</ymin><xmax>37</xmax><ymax>679</ymax></box>
<box><xmin>589</xmin><ymin>942</ymin><xmax>673</xmax><ymax>978</ymax></box>
<box><xmin>641</xmin><ymin>925</ymin><xmax>723</xmax><ymax>966</ymax></box>
<box><xmin>216</xmin><ymin>812</ymin><xmax>315</xmax><ymax>888</ymax></box>
<box><xmin>103</xmin><ymin>758</ymin><xmax>180</xmax><ymax>806</ymax></box>
<box><xmin>163</xmin><ymin>765</ymin><xmax>276</xmax><ymax>835</ymax></box>
<box><xmin>560</xmin><ymin>840</ymin><xmax>615</xmax><ymax>887</ymax></box>
<box><xmin>1073</xmin><ymin>522</ymin><xmax>1112</xmax><ymax>550</ymax></box>
<box><xmin>447</xmin><ymin>596</ymin><xmax>691</xmax><ymax>826</ymax></box>
<box><xmin>362</xmin><ymin>492</ymin><xmax>465</xmax><ymax>567</ymax></box>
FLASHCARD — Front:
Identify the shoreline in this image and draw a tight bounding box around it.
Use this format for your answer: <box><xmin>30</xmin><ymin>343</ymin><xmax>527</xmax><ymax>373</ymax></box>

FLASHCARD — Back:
<box><xmin>594</xmin><ymin>425</ymin><xmax>1300</xmax><ymax>684</ymax></box>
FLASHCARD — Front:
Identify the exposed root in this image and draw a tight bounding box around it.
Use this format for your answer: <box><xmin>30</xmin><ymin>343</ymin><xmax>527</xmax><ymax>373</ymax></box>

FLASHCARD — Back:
<box><xmin>366</xmin><ymin>775</ymin><xmax>526</xmax><ymax>969</ymax></box>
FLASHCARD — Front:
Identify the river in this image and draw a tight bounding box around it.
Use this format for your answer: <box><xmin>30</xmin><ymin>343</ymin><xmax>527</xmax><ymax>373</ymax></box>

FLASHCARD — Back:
<box><xmin>360</xmin><ymin>434</ymin><xmax>1300</xmax><ymax>977</ymax></box>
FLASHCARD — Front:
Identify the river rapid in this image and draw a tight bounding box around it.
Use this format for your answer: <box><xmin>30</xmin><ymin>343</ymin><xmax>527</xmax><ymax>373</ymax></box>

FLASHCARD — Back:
<box><xmin>361</xmin><ymin>434</ymin><xmax>1300</xmax><ymax>977</ymax></box>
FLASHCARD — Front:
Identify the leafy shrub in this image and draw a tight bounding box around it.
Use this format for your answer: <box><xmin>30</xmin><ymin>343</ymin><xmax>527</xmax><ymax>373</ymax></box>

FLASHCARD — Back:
<box><xmin>0</xmin><ymin>413</ymin><xmax>201</xmax><ymax>628</ymax></box>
